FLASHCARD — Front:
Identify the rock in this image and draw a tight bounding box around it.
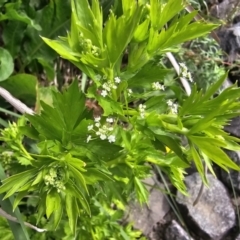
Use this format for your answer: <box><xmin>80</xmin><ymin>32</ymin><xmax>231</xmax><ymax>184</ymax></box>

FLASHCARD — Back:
<box><xmin>221</xmin><ymin>150</ymin><xmax>240</xmax><ymax>192</ymax></box>
<box><xmin>176</xmin><ymin>173</ymin><xmax>236</xmax><ymax>240</ymax></box>
<box><xmin>210</xmin><ymin>0</ymin><xmax>239</xmax><ymax>20</ymax></box>
<box><xmin>164</xmin><ymin>220</ymin><xmax>194</xmax><ymax>240</ymax></box>
<box><xmin>224</xmin><ymin>116</ymin><xmax>240</xmax><ymax>138</ymax></box>
<box><xmin>128</xmin><ymin>176</ymin><xmax>170</xmax><ymax>239</ymax></box>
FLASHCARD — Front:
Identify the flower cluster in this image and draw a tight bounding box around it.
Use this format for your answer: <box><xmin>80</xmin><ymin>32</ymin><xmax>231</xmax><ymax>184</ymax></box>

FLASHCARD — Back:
<box><xmin>80</xmin><ymin>34</ymin><xmax>100</xmax><ymax>57</ymax></box>
<box><xmin>87</xmin><ymin>117</ymin><xmax>116</xmax><ymax>143</ymax></box>
<box><xmin>152</xmin><ymin>82</ymin><xmax>165</xmax><ymax>91</ymax></box>
<box><xmin>179</xmin><ymin>62</ymin><xmax>193</xmax><ymax>82</ymax></box>
<box><xmin>127</xmin><ymin>89</ymin><xmax>133</xmax><ymax>96</ymax></box>
<box><xmin>101</xmin><ymin>77</ymin><xmax>121</xmax><ymax>97</ymax></box>
<box><xmin>167</xmin><ymin>100</ymin><xmax>178</xmax><ymax>114</ymax></box>
<box><xmin>44</xmin><ymin>168</ymin><xmax>66</xmax><ymax>193</ymax></box>
<box><xmin>139</xmin><ymin>104</ymin><xmax>146</xmax><ymax>118</ymax></box>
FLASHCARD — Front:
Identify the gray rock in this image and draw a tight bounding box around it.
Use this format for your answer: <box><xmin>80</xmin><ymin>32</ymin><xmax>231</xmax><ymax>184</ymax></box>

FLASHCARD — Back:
<box><xmin>224</xmin><ymin>116</ymin><xmax>240</xmax><ymax>138</ymax></box>
<box><xmin>176</xmin><ymin>173</ymin><xmax>236</xmax><ymax>240</ymax></box>
<box><xmin>164</xmin><ymin>220</ymin><xmax>194</xmax><ymax>240</ymax></box>
<box><xmin>221</xmin><ymin>150</ymin><xmax>240</xmax><ymax>192</ymax></box>
<box><xmin>128</xmin><ymin>176</ymin><xmax>170</xmax><ymax>239</ymax></box>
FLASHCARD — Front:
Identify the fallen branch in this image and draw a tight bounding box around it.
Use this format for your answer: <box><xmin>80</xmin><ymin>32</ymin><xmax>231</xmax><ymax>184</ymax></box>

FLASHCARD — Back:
<box><xmin>0</xmin><ymin>87</ymin><xmax>34</xmax><ymax>115</ymax></box>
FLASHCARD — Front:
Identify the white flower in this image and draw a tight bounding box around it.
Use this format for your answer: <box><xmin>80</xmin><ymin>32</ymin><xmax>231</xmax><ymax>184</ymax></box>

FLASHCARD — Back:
<box><xmin>101</xmin><ymin>90</ymin><xmax>108</xmax><ymax>97</ymax></box>
<box><xmin>100</xmin><ymin>134</ymin><xmax>107</xmax><ymax>140</ymax></box>
<box><xmin>94</xmin><ymin>117</ymin><xmax>101</xmax><ymax>122</ymax></box>
<box><xmin>152</xmin><ymin>82</ymin><xmax>165</xmax><ymax>91</ymax></box>
<box><xmin>87</xmin><ymin>135</ymin><xmax>92</xmax><ymax>143</ymax></box>
<box><xmin>114</xmin><ymin>76</ymin><xmax>121</xmax><ymax>83</ymax></box>
<box><xmin>95</xmin><ymin>122</ymin><xmax>100</xmax><ymax>127</ymax></box>
<box><xmin>139</xmin><ymin>104</ymin><xmax>146</xmax><ymax>118</ymax></box>
<box><xmin>88</xmin><ymin>125</ymin><xmax>93</xmax><ymax>131</ymax></box>
<box><xmin>167</xmin><ymin>99</ymin><xmax>174</xmax><ymax>107</ymax></box>
<box><xmin>108</xmin><ymin>135</ymin><xmax>116</xmax><ymax>143</ymax></box>
<box><xmin>139</xmin><ymin>104</ymin><xmax>146</xmax><ymax>112</ymax></box>
<box><xmin>167</xmin><ymin>100</ymin><xmax>178</xmax><ymax>114</ymax></box>
<box><xmin>106</xmin><ymin>117</ymin><xmax>114</xmax><ymax>123</ymax></box>
<box><xmin>103</xmin><ymin>83</ymin><xmax>111</xmax><ymax>91</ymax></box>
<box><xmin>128</xmin><ymin>89</ymin><xmax>133</xmax><ymax>96</ymax></box>
<box><xmin>171</xmin><ymin>103</ymin><xmax>178</xmax><ymax>114</ymax></box>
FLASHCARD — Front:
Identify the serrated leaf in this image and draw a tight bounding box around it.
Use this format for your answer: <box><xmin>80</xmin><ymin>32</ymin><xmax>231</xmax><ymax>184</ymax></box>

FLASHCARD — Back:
<box><xmin>189</xmin><ymin>135</ymin><xmax>240</xmax><ymax>171</ymax></box>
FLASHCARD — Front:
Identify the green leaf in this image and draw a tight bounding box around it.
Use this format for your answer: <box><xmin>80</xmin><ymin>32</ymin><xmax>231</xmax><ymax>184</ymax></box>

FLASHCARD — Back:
<box><xmin>66</xmin><ymin>195</ymin><xmax>79</xmax><ymax>234</ymax></box>
<box><xmin>0</xmin><ymin>48</ymin><xmax>14</xmax><ymax>81</ymax></box>
<box><xmin>26</xmin><ymin>80</ymin><xmax>87</xmax><ymax>143</ymax></box>
<box><xmin>2</xmin><ymin>21</ymin><xmax>26</xmax><ymax>57</ymax></box>
<box><xmin>68</xmin><ymin>165</ymin><xmax>89</xmax><ymax>195</ymax></box>
<box><xmin>0</xmin><ymin>164</ymin><xmax>30</xmax><ymax>240</ymax></box>
<box><xmin>150</xmin><ymin>0</ymin><xmax>184</xmax><ymax>30</ymax></box>
<box><xmin>0</xmin><ymin>169</ymin><xmax>36</xmax><ymax>198</ymax></box>
<box><xmin>66</xmin><ymin>181</ymin><xmax>91</xmax><ymax>216</ymax></box>
<box><xmin>103</xmin><ymin>3</ymin><xmax>142</xmax><ymax>67</ymax></box>
<box><xmin>128</xmin><ymin>62</ymin><xmax>171</xmax><ymax>87</ymax></box>
<box><xmin>190</xmin><ymin>144</ymin><xmax>208</xmax><ymax>185</ymax></box>
<box><xmin>83</xmin><ymin>168</ymin><xmax>113</xmax><ymax>184</ymax></box>
<box><xmin>23</xmin><ymin>0</ymin><xmax>71</xmax><ymax>64</ymax></box>
<box><xmin>134</xmin><ymin>177</ymin><xmax>148</xmax><ymax>203</ymax></box>
<box><xmin>0</xmin><ymin>2</ymin><xmax>41</xmax><ymax>30</ymax></box>
<box><xmin>189</xmin><ymin>135</ymin><xmax>240</xmax><ymax>171</ymax></box>
<box><xmin>0</xmin><ymin>74</ymin><xmax>37</xmax><ymax>105</ymax></box>
<box><xmin>46</xmin><ymin>189</ymin><xmax>61</xmax><ymax>219</ymax></box>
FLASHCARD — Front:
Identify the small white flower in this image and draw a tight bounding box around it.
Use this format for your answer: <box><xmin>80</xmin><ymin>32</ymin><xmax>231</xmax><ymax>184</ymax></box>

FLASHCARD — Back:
<box><xmin>101</xmin><ymin>90</ymin><xmax>108</xmax><ymax>97</ymax></box>
<box><xmin>87</xmin><ymin>135</ymin><xmax>92</xmax><ymax>143</ymax></box>
<box><xmin>102</xmin><ymin>83</ymin><xmax>111</xmax><ymax>92</ymax></box>
<box><xmin>108</xmin><ymin>127</ymin><xmax>113</xmax><ymax>131</ymax></box>
<box><xmin>108</xmin><ymin>135</ymin><xmax>116</xmax><ymax>143</ymax></box>
<box><xmin>167</xmin><ymin>99</ymin><xmax>174</xmax><ymax>107</ymax></box>
<box><xmin>171</xmin><ymin>103</ymin><xmax>178</xmax><ymax>114</ymax></box>
<box><xmin>94</xmin><ymin>117</ymin><xmax>101</xmax><ymax>122</ymax></box>
<box><xmin>95</xmin><ymin>122</ymin><xmax>100</xmax><ymax>127</ymax></box>
<box><xmin>112</xmin><ymin>84</ymin><xmax>117</xmax><ymax>89</ymax></box>
<box><xmin>100</xmin><ymin>134</ymin><xmax>107</xmax><ymax>140</ymax></box>
<box><xmin>128</xmin><ymin>89</ymin><xmax>133</xmax><ymax>96</ymax></box>
<box><xmin>106</xmin><ymin>117</ymin><xmax>114</xmax><ymax>123</ymax></box>
<box><xmin>152</xmin><ymin>82</ymin><xmax>165</xmax><ymax>91</ymax></box>
<box><xmin>96</xmin><ymin>131</ymin><xmax>101</xmax><ymax>136</ymax></box>
<box><xmin>88</xmin><ymin>125</ymin><xmax>93</xmax><ymax>131</ymax></box>
<box><xmin>139</xmin><ymin>104</ymin><xmax>146</xmax><ymax>112</ymax></box>
<box><xmin>114</xmin><ymin>76</ymin><xmax>121</xmax><ymax>83</ymax></box>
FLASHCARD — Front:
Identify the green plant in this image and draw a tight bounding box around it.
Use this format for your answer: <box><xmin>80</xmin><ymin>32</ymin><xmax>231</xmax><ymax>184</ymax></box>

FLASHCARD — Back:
<box><xmin>0</xmin><ymin>0</ymin><xmax>240</xmax><ymax>239</ymax></box>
